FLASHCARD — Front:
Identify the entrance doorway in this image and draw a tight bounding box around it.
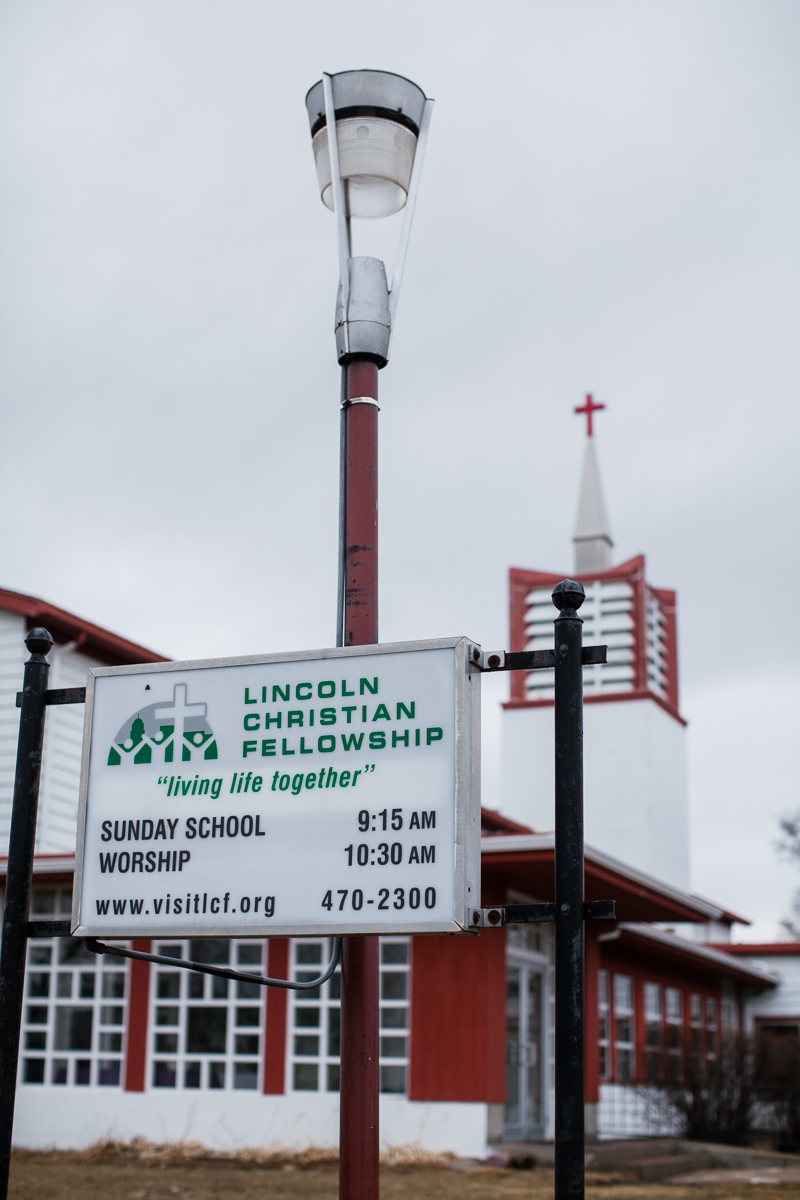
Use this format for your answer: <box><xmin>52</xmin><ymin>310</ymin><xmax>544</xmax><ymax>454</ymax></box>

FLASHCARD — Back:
<box><xmin>505</xmin><ymin>955</ymin><xmax>546</xmax><ymax>1141</ymax></box>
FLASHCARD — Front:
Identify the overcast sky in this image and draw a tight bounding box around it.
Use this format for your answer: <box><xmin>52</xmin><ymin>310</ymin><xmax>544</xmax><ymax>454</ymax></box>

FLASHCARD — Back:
<box><xmin>1</xmin><ymin>1</ymin><xmax>797</xmax><ymax>940</ymax></box>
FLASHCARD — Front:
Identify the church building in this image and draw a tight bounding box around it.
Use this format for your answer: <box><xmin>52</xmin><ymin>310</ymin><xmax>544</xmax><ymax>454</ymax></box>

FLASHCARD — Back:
<box><xmin>0</xmin><ymin>400</ymin><xmax>797</xmax><ymax>1155</ymax></box>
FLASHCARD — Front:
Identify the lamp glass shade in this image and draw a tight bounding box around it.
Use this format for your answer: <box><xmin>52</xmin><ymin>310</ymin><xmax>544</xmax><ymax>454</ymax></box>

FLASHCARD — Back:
<box><xmin>312</xmin><ymin>118</ymin><xmax>417</xmax><ymax>219</ymax></box>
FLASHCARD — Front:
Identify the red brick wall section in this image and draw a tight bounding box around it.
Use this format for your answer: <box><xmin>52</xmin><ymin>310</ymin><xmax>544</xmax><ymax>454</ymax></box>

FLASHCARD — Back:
<box><xmin>124</xmin><ymin>940</ymin><xmax>151</xmax><ymax>1092</ymax></box>
<box><xmin>409</xmin><ymin>930</ymin><xmax>506</xmax><ymax>1103</ymax></box>
<box><xmin>263</xmin><ymin>938</ymin><xmax>288</xmax><ymax>1094</ymax></box>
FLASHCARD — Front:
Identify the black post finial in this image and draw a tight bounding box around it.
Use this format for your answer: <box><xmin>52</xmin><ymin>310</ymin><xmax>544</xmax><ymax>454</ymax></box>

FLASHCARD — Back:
<box><xmin>24</xmin><ymin>628</ymin><xmax>53</xmax><ymax>660</ymax></box>
<box><xmin>552</xmin><ymin>579</ymin><xmax>586</xmax><ymax>615</ymax></box>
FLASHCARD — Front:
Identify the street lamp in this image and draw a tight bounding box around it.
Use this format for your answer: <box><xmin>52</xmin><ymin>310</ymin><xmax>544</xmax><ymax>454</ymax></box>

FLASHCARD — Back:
<box><xmin>305</xmin><ymin>69</ymin><xmax>432</xmax><ymax>1200</ymax></box>
<box><xmin>305</xmin><ymin>69</ymin><xmax>433</xmax><ymax>367</ymax></box>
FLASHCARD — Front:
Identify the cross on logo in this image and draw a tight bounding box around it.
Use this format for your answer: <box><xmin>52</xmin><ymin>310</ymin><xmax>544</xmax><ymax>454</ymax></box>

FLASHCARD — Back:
<box><xmin>153</xmin><ymin>684</ymin><xmax>207</xmax><ymax>743</ymax></box>
<box><xmin>107</xmin><ymin>681</ymin><xmax>217</xmax><ymax>766</ymax></box>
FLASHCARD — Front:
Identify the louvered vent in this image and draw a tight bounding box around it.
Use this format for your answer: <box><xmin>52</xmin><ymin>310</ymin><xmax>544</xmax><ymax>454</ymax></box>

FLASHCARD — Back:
<box><xmin>645</xmin><ymin>591</ymin><xmax>669</xmax><ymax>701</ymax></box>
<box><xmin>523</xmin><ymin>581</ymin><xmax>636</xmax><ymax>701</ymax></box>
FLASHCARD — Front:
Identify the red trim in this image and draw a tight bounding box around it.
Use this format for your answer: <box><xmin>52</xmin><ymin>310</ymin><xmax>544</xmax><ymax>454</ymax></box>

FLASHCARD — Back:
<box><xmin>503</xmin><ymin>689</ymin><xmax>688</xmax><ymax>727</ymax></box>
<box><xmin>585</xmin><ymin>928</ymin><xmax>600</xmax><ymax>1103</ymax></box>
<box><xmin>263</xmin><ymin>938</ymin><xmax>288</xmax><ymax>1094</ymax></box>
<box><xmin>484</xmin><ymin>849</ymin><xmax>714</xmax><ymax>923</ymax></box>
<box><xmin>123</xmin><ymin>939</ymin><xmax>151</xmax><ymax>1092</ymax></box>
<box><xmin>701</xmin><ymin>906</ymin><xmax>750</xmax><ymax>927</ymax></box>
<box><xmin>650</xmin><ymin>587</ymin><xmax>679</xmax><ymax>713</ymax></box>
<box><xmin>480</xmin><ymin>808</ymin><xmax>534</xmax><ymax>836</ymax></box>
<box><xmin>634</xmin><ymin>976</ymin><xmax>646</xmax><ymax>1085</ymax></box>
<box><xmin>631</xmin><ymin>559</ymin><xmax>648</xmax><ymax>693</ymax></box>
<box><xmin>0</xmin><ymin>585</ymin><xmax>166</xmax><ymax>666</ymax></box>
<box><xmin>707</xmin><ymin>943</ymin><xmax>800</xmax><ymax>957</ymax></box>
<box><xmin>0</xmin><ymin>853</ymin><xmax>74</xmax><ymax>862</ymax></box>
<box><xmin>606</xmin><ymin>927</ymin><xmax>774</xmax><ymax>986</ymax></box>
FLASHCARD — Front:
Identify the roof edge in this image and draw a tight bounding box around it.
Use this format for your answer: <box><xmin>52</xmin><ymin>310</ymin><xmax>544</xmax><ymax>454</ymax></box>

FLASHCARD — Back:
<box><xmin>613</xmin><ymin>924</ymin><xmax>778</xmax><ymax>986</ymax></box>
<box><xmin>480</xmin><ymin>833</ymin><xmax>730</xmax><ymax>923</ymax></box>
<box><xmin>0</xmin><ymin>586</ymin><xmax>166</xmax><ymax>666</ymax></box>
<box><xmin>707</xmin><ymin>942</ymin><xmax>800</xmax><ymax>957</ymax></box>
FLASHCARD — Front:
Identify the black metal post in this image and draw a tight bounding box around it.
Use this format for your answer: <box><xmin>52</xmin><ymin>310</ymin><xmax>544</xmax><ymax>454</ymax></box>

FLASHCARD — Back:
<box><xmin>553</xmin><ymin>580</ymin><xmax>586</xmax><ymax>1200</ymax></box>
<box><xmin>0</xmin><ymin>628</ymin><xmax>53</xmax><ymax>1199</ymax></box>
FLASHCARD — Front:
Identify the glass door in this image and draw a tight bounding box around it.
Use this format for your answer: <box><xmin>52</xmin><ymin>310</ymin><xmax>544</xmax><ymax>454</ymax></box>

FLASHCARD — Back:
<box><xmin>505</xmin><ymin>960</ymin><xmax>545</xmax><ymax>1141</ymax></box>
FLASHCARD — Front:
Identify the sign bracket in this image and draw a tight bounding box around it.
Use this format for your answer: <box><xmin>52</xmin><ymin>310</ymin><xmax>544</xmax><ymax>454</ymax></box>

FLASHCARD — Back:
<box><xmin>470</xmin><ymin>900</ymin><xmax>615</xmax><ymax>927</ymax></box>
<box><xmin>471</xmin><ymin>644</ymin><xmax>607</xmax><ymax>672</ymax></box>
<box><xmin>15</xmin><ymin>686</ymin><xmax>86</xmax><ymax>708</ymax></box>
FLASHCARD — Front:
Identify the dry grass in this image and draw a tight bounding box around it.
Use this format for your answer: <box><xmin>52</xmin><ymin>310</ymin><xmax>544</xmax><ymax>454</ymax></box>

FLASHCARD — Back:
<box><xmin>9</xmin><ymin>1141</ymin><xmax>800</xmax><ymax>1200</ymax></box>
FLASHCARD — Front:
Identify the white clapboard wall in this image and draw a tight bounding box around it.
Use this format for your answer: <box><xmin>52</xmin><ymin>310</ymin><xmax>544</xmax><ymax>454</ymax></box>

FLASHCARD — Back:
<box><xmin>0</xmin><ymin>609</ymin><xmax>103</xmax><ymax>856</ymax></box>
<box><xmin>0</xmin><ymin>610</ymin><xmax>27</xmax><ymax>854</ymax></box>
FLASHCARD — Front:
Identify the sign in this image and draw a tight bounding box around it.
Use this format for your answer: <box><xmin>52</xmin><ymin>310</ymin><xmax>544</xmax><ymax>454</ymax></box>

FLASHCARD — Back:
<box><xmin>72</xmin><ymin>638</ymin><xmax>480</xmax><ymax>937</ymax></box>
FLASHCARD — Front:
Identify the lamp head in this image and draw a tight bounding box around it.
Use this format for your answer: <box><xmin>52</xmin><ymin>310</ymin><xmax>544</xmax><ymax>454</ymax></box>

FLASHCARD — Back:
<box><xmin>306</xmin><ymin>70</ymin><xmax>428</xmax><ymax>219</ymax></box>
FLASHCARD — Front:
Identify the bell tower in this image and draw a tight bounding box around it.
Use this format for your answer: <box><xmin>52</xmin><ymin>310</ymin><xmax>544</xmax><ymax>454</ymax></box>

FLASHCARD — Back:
<box><xmin>500</xmin><ymin>399</ymin><xmax>690</xmax><ymax>889</ymax></box>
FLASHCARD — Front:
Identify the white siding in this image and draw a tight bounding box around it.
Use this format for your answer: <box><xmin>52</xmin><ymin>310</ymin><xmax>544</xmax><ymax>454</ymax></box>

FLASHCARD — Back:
<box><xmin>11</xmin><ymin>1090</ymin><xmax>490</xmax><ymax>1157</ymax></box>
<box><xmin>0</xmin><ymin>610</ymin><xmax>106</xmax><ymax>856</ymax></box>
<box><xmin>0</xmin><ymin>611</ymin><xmax>27</xmax><ymax>853</ymax></box>
<box><xmin>742</xmin><ymin>954</ymin><xmax>800</xmax><ymax>1027</ymax></box>
<box><xmin>35</xmin><ymin>648</ymin><xmax>99</xmax><ymax>854</ymax></box>
<box><xmin>501</xmin><ymin>696</ymin><xmax>691</xmax><ymax>889</ymax></box>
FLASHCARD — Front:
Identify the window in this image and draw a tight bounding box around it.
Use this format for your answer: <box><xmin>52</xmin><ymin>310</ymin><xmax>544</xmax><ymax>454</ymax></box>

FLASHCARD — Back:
<box><xmin>689</xmin><ymin>993</ymin><xmax>703</xmax><ymax>1075</ymax></box>
<box><xmin>598</xmin><ymin>971</ymin><xmax>611</xmax><ymax>1080</ymax></box>
<box><xmin>149</xmin><ymin>940</ymin><xmax>263</xmax><ymax>1091</ymax></box>
<box><xmin>721</xmin><ymin>990</ymin><xmax>737</xmax><ymax>1035</ymax></box>
<box><xmin>21</xmin><ymin>936</ymin><xmax>127</xmax><ymax>1087</ymax></box>
<box><xmin>644</xmin><ymin>983</ymin><xmax>662</xmax><ymax>1082</ymax></box>
<box><xmin>705</xmin><ymin>998</ymin><xmax>718</xmax><ymax>1073</ymax></box>
<box><xmin>665</xmin><ymin>988</ymin><xmax>683</xmax><ymax>1082</ymax></box>
<box><xmin>30</xmin><ymin>887</ymin><xmax>73</xmax><ymax>920</ymax></box>
<box><xmin>613</xmin><ymin>975</ymin><xmax>635</xmax><ymax>1082</ymax></box>
<box><xmin>288</xmin><ymin>937</ymin><xmax>409</xmax><ymax>1095</ymax></box>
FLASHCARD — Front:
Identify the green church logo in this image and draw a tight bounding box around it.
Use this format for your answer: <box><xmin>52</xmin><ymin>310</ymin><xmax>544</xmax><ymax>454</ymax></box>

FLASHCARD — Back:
<box><xmin>108</xmin><ymin>683</ymin><xmax>218</xmax><ymax>766</ymax></box>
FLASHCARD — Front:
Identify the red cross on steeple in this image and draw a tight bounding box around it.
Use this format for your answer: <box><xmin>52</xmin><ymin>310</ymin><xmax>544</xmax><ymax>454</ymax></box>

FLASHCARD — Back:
<box><xmin>574</xmin><ymin>393</ymin><xmax>605</xmax><ymax>438</ymax></box>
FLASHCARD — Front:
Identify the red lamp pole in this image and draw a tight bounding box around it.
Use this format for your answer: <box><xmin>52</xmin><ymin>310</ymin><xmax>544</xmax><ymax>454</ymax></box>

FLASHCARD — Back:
<box><xmin>339</xmin><ymin>358</ymin><xmax>380</xmax><ymax>1200</ymax></box>
<box><xmin>306</xmin><ymin>68</ymin><xmax>431</xmax><ymax>1200</ymax></box>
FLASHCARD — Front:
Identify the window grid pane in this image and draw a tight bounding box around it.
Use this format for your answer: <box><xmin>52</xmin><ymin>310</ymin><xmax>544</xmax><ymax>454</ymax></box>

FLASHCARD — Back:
<box><xmin>613</xmin><ymin>974</ymin><xmax>635</xmax><ymax>1083</ymax></box>
<box><xmin>21</xmin><ymin>887</ymin><xmax>127</xmax><ymax>1089</ymax></box>
<box><xmin>288</xmin><ymin>937</ymin><xmax>409</xmax><ymax>1095</ymax></box>
<box><xmin>665</xmin><ymin>988</ymin><xmax>683</xmax><ymax>1082</ymax></box>
<box><xmin>148</xmin><ymin>939</ymin><xmax>264</xmax><ymax>1091</ymax></box>
<box><xmin>597</xmin><ymin>970</ymin><xmax>611</xmax><ymax>1080</ymax></box>
<box><xmin>644</xmin><ymin>983</ymin><xmax>662</xmax><ymax>1083</ymax></box>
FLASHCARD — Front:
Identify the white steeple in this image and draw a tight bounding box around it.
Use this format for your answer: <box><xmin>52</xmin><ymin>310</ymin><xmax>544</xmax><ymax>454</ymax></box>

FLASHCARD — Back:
<box><xmin>573</xmin><ymin>394</ymin><xmax>613</xmax><ymax>573</ymax></box>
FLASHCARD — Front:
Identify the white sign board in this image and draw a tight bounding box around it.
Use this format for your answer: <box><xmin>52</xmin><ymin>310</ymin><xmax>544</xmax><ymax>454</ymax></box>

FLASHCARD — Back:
<box><xmin>73</xmin><ymin>638</ymin><xmax>480</xmax><ymax>937</ymax></box>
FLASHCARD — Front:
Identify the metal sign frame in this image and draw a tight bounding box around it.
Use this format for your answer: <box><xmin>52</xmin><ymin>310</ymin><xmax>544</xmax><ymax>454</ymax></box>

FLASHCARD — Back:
<box><xmin>71</xmin><ymin>636</ymin><xmax>481</xmax><ymax>940</ymax></box>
